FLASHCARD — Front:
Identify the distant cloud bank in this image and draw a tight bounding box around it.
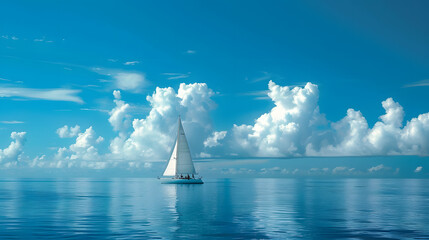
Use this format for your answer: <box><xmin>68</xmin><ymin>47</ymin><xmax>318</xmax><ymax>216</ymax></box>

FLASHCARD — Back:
<box><xmin>206</xmin><ymin>81</ymin><xmax>429</xmax><ymax>158</ymax></box>
<box><xmin>2</xmin><ymin>81</ymin><xmax>429</xmax><ymax>169</ymax></box>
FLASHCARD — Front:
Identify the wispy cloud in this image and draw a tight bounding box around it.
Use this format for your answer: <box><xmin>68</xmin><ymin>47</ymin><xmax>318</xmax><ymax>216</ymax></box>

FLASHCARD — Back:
<box><xmin>404</xmin><ymin>79</ymin><xmax>429</xmax><ymax>88</ymax></box>
<box><xmin>239</xmin><ymin>90</ymin><xmax>270</xmax><ymax>100</ymax></box>
<box><xmin>162</xmin><ymin>72</ymin><xmax>191</xmax><ymax>80</ymax></box>
<box><xmin>251</xmin><ymin>71</ymin><xmax>271</xmax><ymax>83</ymax></box>
<box><xmin>1</xmin><ymin>35</ymin><xmax>19</xmax><ymax>40</ymax></box>
<box><xmin>0</xmin><ymin>121</ymin><xmax>24</xmax><ymax>124</ymax></box>
<box><xmin>124</xmin><ymin>61</ymin><xmax>140</xmax><ymax>66</ymax></box>
<box><xmin>93</xmin><ymin>68</ymin><xmax>147</xmax><ymax>93</ymax></box>
<box><xmin>0</xmin><ymin>87</ymin><xmax>83</xmax><ymax>103</ymax></box>
<box><xmin>248</xmin><ymin>71</ymin><xmax>289</xmax><ymax>83</ymax></box>
<box><xmin>80</xmin><ymin>108</ymin><xmax>109</xmax><ymax>113</ymax></box>
<box><xmin>240</xmin><ymin>90</ymin><xmax>269</xmax><ymax>96</ymax></box>
<box><xmin>186</xmin><ymin>50</ymin><xmax>196</xmax><ymax>54</ymax></box>
<box><xmin>2</xmin><ymin>35</ymin><xmax>56</xmax><ymax>43</ymax></box>
<box><xmin>0</xmin><ymin>77</ymin><xmax>24</xmax><ymax>84</ymax></box>
<box><xmin>415</xmin><ymin>166</ymin><xmax>423</xmax><ymax>173</ymax></box>
<box><xmin>34</xmin><ymin>37</ymin><xmax>54</xmax><ymax>43</ymax></box>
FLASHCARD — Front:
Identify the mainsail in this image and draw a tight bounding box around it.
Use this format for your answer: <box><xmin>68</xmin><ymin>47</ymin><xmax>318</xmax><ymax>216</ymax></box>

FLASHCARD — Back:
<box><xmin>163</xmin><ymin>117</ymin><xmax>196</xmax><ymax>177</ymax></box>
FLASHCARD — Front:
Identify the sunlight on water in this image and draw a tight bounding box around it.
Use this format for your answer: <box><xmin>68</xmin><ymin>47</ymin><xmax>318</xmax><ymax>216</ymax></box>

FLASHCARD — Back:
<box><xmin>0</xmin><ymin>178</ymin><xmax>428</xmax><ymax>239</ymax></box>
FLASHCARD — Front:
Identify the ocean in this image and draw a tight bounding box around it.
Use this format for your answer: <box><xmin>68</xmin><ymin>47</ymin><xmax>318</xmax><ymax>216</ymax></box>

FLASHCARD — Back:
<box><xmin>0</xmin><ymin>178</ymin><xmax>428</xmax><ymax>239</ymax></box>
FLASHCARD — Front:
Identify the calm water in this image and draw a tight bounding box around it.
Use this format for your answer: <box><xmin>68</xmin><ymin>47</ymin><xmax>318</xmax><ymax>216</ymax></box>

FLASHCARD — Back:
<box><xmin>0</xmin><ymin>178</ymin><xmax>428</xmax><ymax>239</ymax></box>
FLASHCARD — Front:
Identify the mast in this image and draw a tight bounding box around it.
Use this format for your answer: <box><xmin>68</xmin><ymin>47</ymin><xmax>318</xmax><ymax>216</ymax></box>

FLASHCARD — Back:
<box><xmin>175</xmin><ymin>115</ymin><xmax>180</xmax><ymax>175</ymax></box>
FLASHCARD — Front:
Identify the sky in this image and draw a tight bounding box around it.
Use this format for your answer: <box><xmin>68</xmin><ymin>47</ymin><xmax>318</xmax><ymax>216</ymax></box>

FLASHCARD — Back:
<box><xmin>1</xmin><ymin>0</ymin><xmax>429</xmax><ymax>178</ymax></box>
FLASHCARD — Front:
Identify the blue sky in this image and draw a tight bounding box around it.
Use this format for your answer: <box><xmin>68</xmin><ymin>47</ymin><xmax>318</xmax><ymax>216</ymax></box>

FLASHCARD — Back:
<box><xmin>1</xmin><ymin>0</ymin><xmax>429</xmax><ymax>177</ymax></box>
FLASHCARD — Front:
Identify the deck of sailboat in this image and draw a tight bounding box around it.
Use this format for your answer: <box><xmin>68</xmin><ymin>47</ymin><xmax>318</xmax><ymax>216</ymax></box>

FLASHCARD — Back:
<box><xmin>160</xmin><ymin>177</ymin><xmax>203</xmax><ymax>184</ymax></box>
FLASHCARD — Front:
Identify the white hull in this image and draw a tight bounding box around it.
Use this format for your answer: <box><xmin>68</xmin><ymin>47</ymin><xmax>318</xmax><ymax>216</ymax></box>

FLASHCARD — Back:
<box><xmin>160</xmin><ymin>178</ymin><xmax>203</xmax><ymax>184</ymax></box>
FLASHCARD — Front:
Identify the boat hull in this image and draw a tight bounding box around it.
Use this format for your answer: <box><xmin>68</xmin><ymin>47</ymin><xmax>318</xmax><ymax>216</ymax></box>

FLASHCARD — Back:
<box><xmin>160</xmin><ymin>178</ymin><xmax>204</xmax><ymax>184</ymax></box>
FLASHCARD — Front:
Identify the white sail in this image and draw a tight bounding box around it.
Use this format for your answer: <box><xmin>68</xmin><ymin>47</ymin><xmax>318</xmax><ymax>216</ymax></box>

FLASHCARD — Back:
<box><xmin>176</xmin><ymin>119</ymin><xmax>196</xmax><ymax>175</ymax></box>
<box><xmin>162</xmin><ymin>117</ymin><xmax>196</xmax><ymax>177</ymax></box>
<box><xmin>163</xmin><ymin>140</ymin><xmax>178</xmax><ymax>176</ymax></box>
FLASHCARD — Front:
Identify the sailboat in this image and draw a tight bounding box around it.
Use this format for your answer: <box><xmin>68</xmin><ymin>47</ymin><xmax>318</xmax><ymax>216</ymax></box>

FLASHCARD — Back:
<box><xmin>160</xmin><ymin>116</ymin><xmax>203</xmax><ymax>184</ymax></box>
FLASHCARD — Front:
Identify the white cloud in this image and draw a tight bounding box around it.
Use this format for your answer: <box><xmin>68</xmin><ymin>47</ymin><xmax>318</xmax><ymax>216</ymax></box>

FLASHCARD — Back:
<box><xmin>186</xmin><ymin>50</ymin><xmax>196</xmax><ymax>54</ymax></box>
<box><xmin>1</xmin><ymin>35</ymin><xmax>19</xmax><ymax>40</ymax></box>
<box><xmin>80</xmin><ymin>108</ymin><xmax>109</xmax><ymax>113</ymax></box>
<box><xmin>0</xmin><ymin>132</ymin><xmax>26</xmax><ymax>164</ymax></box>
<box><xmin>0</xmin><ymin>87</ymin><xmax>83</xmax><ymax>103</ymax></box>
<box><xmin>229</xmin><ymin>81</ymin><xmax>324</xmax><ymax>157</ymax></box>
<box><xmin>332</xmin><ymin>166</ymin><xmax>348</xmax><ymax>173</ymax></box>
<box><xmin>162</xmin><ymin>72</ymin><xmax>191</xmax><ymax>80</ymax></box>
<box><xmin>414</xmin><ymin>166</ymin><xmax>423</xmax><ymax>173</ymax></box>
<box><xmin>124</xmin><ymin>61</ymin><xmax>140</xmax><ymax>66</ymax></box>
<box><xmin>113</xmin><ymin>72</ymin><xmax>146</xmax><ymax>92</ymax></box>
<box><xmin>56</xmin><ymin>127</ymin><xmax>103</xmax><ymax>161</ymax></box>
<box><xmin>404</xmin><ymin>79</ymin><xmax>429</xmax><ymax>88</ymax></box>
<box><xmin>251</xmin><ymin>71</ymin><xmax>271</xmax><ymax>83</ymax></box>
<box><xmin>93</xmin><ymin>68</ymin><xmax>147</xmax><ymax>93</ymax></box>
<box><xmin>204</xmin><ymin>131</ymin><xmax>227</xmax><ymax>148</ymax></box>
<box><xmin>108</xmin><ymin>90</ymin><xmax>131</xmax><ymax>132</ymax></box>
<box><xmin>30</xmin><ymin>155</ymin><xmax>46</xmax><ymax>168</ymax></box>
<box><xmin>219</xmin><ymin>81</ymin><xmax>429</xmax><ymax>157</ymax></box>
<box><xmin>34</xmin><ymin>37</ymin><xmax>53</xmax><ymax>43</ymax></box>
<box><xmin>199</xmin><ymin>152</ymin><xmax>211</xmax><ymax>158</ymax></box>
<box><xmin>57</xmin><ymin>125</ymin><xmax>81</xmax><ymax>138</ymax></box>
<box><xmin>313</xmin><ymin>98</ymin><xmax>429</xmax><ymax>156</ymax></box>
<box><xmin>368</xmin><ymin>164</ymin><xmax>387</xmax><ymax>172</ymax></box>
<box><xmin>109</xmin><ymin>82</ymin><xmax>216</xmax><ymax>161</ymax></box>
<box><xmin>0</xmin><ymin>121</ymin><xmax>24</xmax><ymax>124</ymax></box>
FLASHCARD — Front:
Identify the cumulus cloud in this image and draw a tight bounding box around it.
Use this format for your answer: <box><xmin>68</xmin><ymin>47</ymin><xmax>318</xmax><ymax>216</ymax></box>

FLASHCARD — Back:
<box><xmin>109</xmin><ymin>82</ymin><xmax>216</xmax><ymax>161</ymax></box>
<box><xmin>0</xmin><ymin>132</ymin><xmax>27</xmax><ymax>164</ymax></box>
<box><xmin>228</xmin><ymin>81</ymin><xmax>324</xmax><ymax>157</ymax></box>
<box><xmin>56</xmin><ymin>127</ymin><xmax>103</xmax><ymax>161</ymax></box>
<box><xmin>311</xmin><ymin>98</ymin><xmax>429</xmax><ymax>156</ymax></box>
<box><xmin>216</xmin><ymin>81</ymin><xmax>429</xmax><ymax>157</ymax></box>
<box><xmin>0</xmin><ymin>87</ymin><xmax>83</xmax><ymax>103</ymax></box>
<box><xmin>108</xmin><ymin>90</ymin><xmax>131</xmax><ymax>132</ymax></box>
<box><xmin>56</xmin><ymin>125</ymin><xmax>81</xmax><ymax>138</ymax></box>
<box><xmin>204</xmin><ymin>131</ymin><xmax>227</xmax><ymax>148</ymax></box>
<box><xmin>414</xmin><ymin>166</ymin><xmax>423</xmax><ymax>173</ymax></box>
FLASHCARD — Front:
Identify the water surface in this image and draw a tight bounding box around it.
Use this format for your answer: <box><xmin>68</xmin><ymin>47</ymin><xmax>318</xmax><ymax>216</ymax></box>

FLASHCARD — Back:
<box><xmin>0</xmin><ymin>178</ymin><xmax>428</xmax><ymax>239</ymax></box>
